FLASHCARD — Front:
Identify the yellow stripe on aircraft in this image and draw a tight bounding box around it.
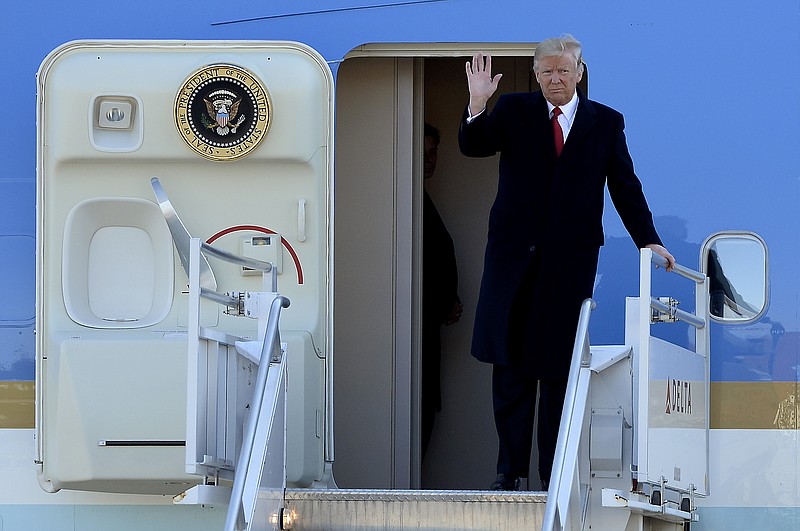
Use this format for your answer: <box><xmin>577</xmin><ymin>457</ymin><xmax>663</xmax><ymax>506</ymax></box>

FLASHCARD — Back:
<box><xmin>0</xmin><ymin>381</ymin><xmax>34</xmax><ymax>428</ymax></box>
<box><xmin>711</xmin><ymin>381</ymin><xmax>800</xmax><ymax>429</ymax></box>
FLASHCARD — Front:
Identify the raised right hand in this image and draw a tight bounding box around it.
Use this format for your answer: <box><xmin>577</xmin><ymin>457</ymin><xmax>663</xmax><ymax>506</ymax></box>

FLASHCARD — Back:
<box><xmin>465</xmin><ymin>52</ymin><xmax>503</xmax><ymax>116</ymax></box>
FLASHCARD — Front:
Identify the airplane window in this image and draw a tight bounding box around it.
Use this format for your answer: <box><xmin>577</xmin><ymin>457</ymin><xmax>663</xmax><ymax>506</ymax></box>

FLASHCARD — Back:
<box><xmin>701</xmin><ymin>232</ymin><xmax>768</xmax><ymax>322</ymax></box>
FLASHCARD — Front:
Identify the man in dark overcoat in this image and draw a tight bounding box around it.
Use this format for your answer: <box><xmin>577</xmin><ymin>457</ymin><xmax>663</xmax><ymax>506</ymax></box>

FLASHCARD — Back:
<box><xmin>458</xmin><ymin>34</ymin><xmax>675</xmax><ymax>490</ymax></box>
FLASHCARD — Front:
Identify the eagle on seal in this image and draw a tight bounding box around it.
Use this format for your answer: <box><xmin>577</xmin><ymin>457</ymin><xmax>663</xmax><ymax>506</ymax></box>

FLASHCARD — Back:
<box><xmin>204</xmin><ymin>90</ymin><xmax>244</xmax><ymax>136</ymax></box>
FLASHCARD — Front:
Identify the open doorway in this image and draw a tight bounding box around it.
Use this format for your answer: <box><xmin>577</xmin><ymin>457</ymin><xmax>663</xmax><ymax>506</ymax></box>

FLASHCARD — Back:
<box><xmin>420</xmin><ymin>55</ymin><xmax>537</xmax><ymax>490</ymax></box>
<box><xmin>332</xmin><ymin>46</ymin><xmax>588</xmax><ymax>491</ymax></box>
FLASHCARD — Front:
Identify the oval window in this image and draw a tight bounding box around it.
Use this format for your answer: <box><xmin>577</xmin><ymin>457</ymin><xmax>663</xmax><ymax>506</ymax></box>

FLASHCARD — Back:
<box><xmin>701</xmin><ymin>232</ymin><xmax>768</xmax><ymax>323</ymax></box>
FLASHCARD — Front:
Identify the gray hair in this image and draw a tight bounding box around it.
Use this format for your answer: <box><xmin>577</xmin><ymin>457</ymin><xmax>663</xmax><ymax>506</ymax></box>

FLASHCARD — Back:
<box><xmin>533</xmin><ymin>34</ymin><xmax>584</xmax><ymax>72</ymax></box>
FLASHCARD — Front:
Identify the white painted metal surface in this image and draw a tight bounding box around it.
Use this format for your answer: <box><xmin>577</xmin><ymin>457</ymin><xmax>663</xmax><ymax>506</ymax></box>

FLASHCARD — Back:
<box><xmin>36</xmin><ymin>40</ymin><xmax>333</xmax><ymax>496</ymax></box>
<box><xmin>633</xmin><ymin>248</ymin><xmax>710</xmax><ymax>498</ymax></box>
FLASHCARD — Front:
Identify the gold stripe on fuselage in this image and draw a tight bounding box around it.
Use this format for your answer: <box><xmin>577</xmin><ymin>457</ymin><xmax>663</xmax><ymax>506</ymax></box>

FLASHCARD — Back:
<box><xmin>0</xmin><ymin>381</ymin><xmax>34</xmax><ymax>428</ymax></box>
<box><xmin>711</xmin><ymin>381</ymin><xmax>800</xmax><ymax>429</ymax></box>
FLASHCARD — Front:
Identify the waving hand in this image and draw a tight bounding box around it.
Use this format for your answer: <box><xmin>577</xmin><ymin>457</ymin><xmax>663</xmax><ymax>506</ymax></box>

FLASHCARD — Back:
<box><xmin>466</xmin><ymin>53</ymin><xmax>503</xmax><ymax>116</ymax></box>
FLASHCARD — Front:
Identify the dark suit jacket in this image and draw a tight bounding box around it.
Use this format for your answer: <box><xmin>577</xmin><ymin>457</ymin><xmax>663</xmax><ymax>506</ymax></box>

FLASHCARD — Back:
<box><xmin>422</xmin><ymin>189</ymin><xmax>459</xmax><ymax>411</ymax></box>
<box><xmin>459</xmin><ymin>89</ymin><xmax>662</xmax><ymax>374</ymax></box>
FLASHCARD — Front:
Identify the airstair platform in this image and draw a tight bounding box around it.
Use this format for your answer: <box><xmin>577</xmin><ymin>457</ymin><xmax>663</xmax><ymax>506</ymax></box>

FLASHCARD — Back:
<box><xmin>283</xmin><ymin>488</ymin><xmax>547</xmax><ymax>530</ymax></box>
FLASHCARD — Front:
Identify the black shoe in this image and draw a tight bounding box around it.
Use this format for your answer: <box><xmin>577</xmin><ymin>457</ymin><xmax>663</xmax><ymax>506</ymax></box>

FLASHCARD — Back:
<box><xmin>490</xmin><ymin>473</ymin><xmax>521</xmax><ymax>491</ymax></box>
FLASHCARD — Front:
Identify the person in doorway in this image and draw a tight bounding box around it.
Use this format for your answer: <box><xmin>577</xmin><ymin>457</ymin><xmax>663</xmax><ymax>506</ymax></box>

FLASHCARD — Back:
<box><xmin>422</xmin><ymin>123</ymin><xmax>463</xmax><ymax>462</ymax></box>
<box><xmin>458</xmin><ymin>35</ymin><xmax>674</xmax><ymax>490</ymax></box>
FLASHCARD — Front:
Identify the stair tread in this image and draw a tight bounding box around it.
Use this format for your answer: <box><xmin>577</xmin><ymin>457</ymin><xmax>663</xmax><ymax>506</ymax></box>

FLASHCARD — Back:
<box><xmin>285</xmin><ymin>488</ymin><xmax>547</xmax><ymax>503</ymax></box>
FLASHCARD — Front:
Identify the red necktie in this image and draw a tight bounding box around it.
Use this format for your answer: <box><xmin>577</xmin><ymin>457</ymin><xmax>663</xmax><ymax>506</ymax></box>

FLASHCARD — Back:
<box><xmin>552</xmin><ymin>106</ymin><xmax>564</xmax><ymax>156</ymax></box>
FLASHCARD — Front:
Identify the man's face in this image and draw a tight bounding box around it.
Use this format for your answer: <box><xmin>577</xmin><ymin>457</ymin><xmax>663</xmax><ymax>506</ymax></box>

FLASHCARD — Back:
<box><xmin>534</xmin><ymin>54</ymin><xmax>583</xmax><ymax>106</ymax></box>
<box><xmin>424</xmin><ymin>135</ymin><xmax>439</xmax><ymax>179</ymax></box>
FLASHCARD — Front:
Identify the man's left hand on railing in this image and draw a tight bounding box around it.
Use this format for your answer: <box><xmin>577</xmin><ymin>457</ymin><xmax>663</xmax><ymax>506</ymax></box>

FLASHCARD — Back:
<box><xmin>646</xmin><ymin>243</ymin><xmax>675</xmax><ymax>272</ymax></box>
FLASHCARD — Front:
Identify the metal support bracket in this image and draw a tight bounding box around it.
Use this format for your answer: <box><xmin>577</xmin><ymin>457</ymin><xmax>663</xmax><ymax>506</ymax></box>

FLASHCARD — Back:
<box><xmin>651</xmin><ymin>297</ymin><xmax>680</xmax><ymax>323</ymax></box>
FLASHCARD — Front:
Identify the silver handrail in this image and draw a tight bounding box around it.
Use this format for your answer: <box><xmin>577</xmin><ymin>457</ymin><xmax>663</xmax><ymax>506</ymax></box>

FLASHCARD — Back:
<box><xmin>200</xmin><ymin>241</ymin><xmax>279</xmax><ymax>294</ymax></box>
<box><xmin>199</xmin><ymin>288</ymin><xmax>239</xmax><ymax>307</ymax></box>
<box><xmin>195</xmin><ymin>246</ymin><xmax>277</xmax><ymax>307</ymax></box>
<box><xmin>542</xmin><ymin>298</ymin><xmax>595</xmax><ymax>531</ymax></box>
<box><xmin>650</xmin><ymin>298</ymin><xmax>705</xmax><ymax>329</ymax></box>
<box><xmin>651</xmin><ymin>252</ymin><xmax>704</xmax><ymax>284</ymax></box>
<box><xmin>649</xmin><ymin>252</ymin><xmax>706</xmax><ymax>329</ymax></box>
<box><xmin>151</xmin><ymin>177</ymin><xmax>218</xmax><ymax>291</ymax></box>
<box><xmin>201</xmin><ymin>241</ymin><xmax>273</xmax><ymax>272</ymax></box>
<box><xmin>152</xmin><ymin>176</ymin><xmax>283</xmax><ymax>305</ymax></box>
<box><xmin>224</xmin><ymin>295</ymin><xmax>291</xmax><ymax>531</ymax></box>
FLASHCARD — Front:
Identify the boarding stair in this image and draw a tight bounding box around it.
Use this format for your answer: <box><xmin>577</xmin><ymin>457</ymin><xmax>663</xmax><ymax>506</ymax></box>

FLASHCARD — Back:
<box><xmin>178</xmin><ymin>237</ymin><xmax>709</xmax><ymax>530</ymax></box>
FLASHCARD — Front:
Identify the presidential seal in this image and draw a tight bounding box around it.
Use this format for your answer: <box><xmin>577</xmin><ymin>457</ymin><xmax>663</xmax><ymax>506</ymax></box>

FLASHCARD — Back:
<box><xmin>175</xmin><ymin>64</ymin><xmax>271</xmax><ymax>161</ymax></box>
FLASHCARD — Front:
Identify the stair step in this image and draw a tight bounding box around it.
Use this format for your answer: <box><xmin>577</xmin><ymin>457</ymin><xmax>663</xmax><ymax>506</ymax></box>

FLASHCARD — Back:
<box><xmin>284</xmin><ymin>488</ymin><xmax>547</xmax><ymax>530</ymax></box>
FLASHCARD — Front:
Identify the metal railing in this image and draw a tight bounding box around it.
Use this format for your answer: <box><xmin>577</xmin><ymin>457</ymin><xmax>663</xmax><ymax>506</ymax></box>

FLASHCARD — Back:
<box><xmin>542</xmin><ymin>298</ymin><xmax>595</xmax><ymax>531</ymax></box>
<box><xmin>184</xmin><ymin>235</ymin><xmax>291</xmax><ymax>530</ymax></box>
<box><xmin>650</xmin><ymin>253</ymin><xmax>704</xmax><ymax>283</ymax></box>
<box><xmin>543</xmin><ymin>251</ymin><xmax>707</xmax><ymax>531</ymax></box>
<box><xmin>632</xmin><ymin>248</ymin><xmax>709</xmax><ymax>511</ymax></box>
<box><xmin>649</xmin><ymin>252</ymin><xmax>706</xmax><ymax>330</ymax></box>
<box><xmin>224</xmin><ymin>295</ymin><xmax>290</xmax><ymax>531</ymax></box>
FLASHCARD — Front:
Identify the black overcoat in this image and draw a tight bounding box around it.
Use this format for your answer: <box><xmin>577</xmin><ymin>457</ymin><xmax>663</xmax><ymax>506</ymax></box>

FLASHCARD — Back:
<box><xmin>459</xmin><ymin>89</ymin><xmax>662</xmax><ymax>377</ymax></box>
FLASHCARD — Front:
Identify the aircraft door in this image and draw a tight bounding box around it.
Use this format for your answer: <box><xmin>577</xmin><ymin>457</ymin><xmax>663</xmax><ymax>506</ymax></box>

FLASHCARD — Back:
<box><xmin>35</xmin><ymin>40</ymin><xmax>333</xmax><ymax>495</ymax></box>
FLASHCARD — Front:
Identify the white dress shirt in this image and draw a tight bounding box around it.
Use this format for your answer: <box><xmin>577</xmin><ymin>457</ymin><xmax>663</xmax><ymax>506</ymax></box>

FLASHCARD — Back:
<box><xmin>547</xmin><ymin>90</ymin><xmax>579</xmax><ymax>141</ymax></box>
